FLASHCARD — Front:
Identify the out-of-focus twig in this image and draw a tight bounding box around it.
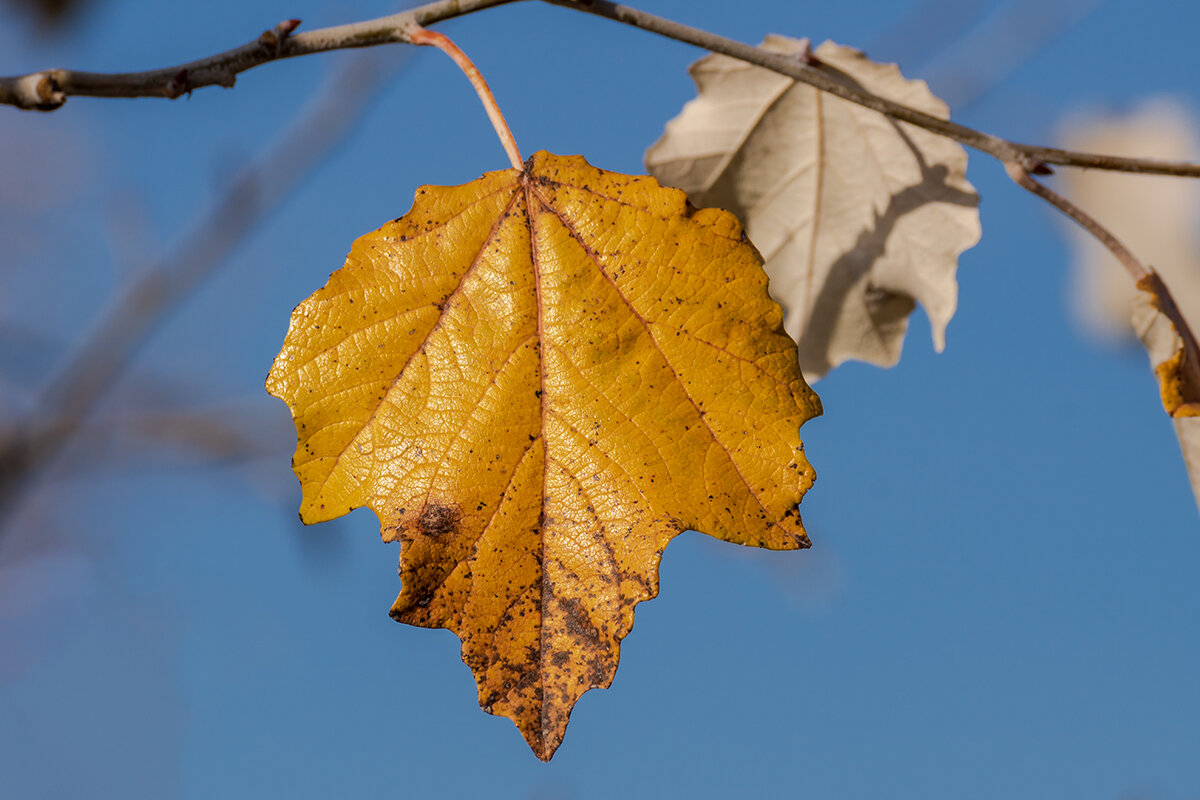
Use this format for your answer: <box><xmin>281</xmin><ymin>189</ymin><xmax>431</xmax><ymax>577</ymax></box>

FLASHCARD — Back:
<box><xmin>5</xmin><ymin>0</ymin><xmax>92</xmax><ymax>29</ymax></box>
<box><xmin>67</xmin><ymin>398</ymin><xmax>291</xmax><ymax>475</ymax></box>
<box><xmin>867</xmin><ymin>0</ymin><xmax>991</xmax><ymax>70</ymax></box>
<box><xmin>0</xmin><ymin>51</ymin><xmax>404</xmax><ymax>534</ymax></box>
<box><xmin>919</xmin><ymin>0</ymin><xmax>1109</xmax><ymax>110</ymax></box>
<box><xmin>0</xmin><ymin>319</ymin><xmax>286</xmax><ymax>488</ymax></box>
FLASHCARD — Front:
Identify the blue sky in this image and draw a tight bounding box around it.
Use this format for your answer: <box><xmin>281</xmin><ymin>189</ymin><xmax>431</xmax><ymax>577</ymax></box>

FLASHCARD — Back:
<box><xmin>1</xmin><ymin>0</ymin><xmax>1198</xmax><ymax>797</ymax></box>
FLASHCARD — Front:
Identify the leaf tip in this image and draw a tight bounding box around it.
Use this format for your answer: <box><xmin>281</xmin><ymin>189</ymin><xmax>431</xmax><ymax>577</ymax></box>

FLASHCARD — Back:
<box><xmin>530</xmin><ymin>736</ymin><xmax>558</xmax><ymax>762</ymax></box>
<box><xmin>931</xmin><ymin>327</ymin><xmax>948</xmax><ymax>354</ymax></box>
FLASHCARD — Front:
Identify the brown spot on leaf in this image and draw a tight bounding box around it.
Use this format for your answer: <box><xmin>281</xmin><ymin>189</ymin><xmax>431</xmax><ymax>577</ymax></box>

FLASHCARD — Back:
<box><xmin>558</xmin><ymin>596</ymin><xmax>604</xmax><ymax>659</ymax></box>
<box><xmin>419</xmin><ymin>503</ymin><xmax>461</xmax><ymax>538</ymax></box>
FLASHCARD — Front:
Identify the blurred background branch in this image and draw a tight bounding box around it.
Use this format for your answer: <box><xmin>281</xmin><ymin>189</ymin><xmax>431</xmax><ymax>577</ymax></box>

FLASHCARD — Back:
<box><xmin>0</xmin><ymin>50</ymin><xmax>406</xmax><ymax>539</ymax></box>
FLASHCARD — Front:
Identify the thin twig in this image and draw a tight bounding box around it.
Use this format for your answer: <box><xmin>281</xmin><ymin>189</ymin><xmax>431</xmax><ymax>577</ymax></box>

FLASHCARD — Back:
<box><xmin>1004</xmin><ymin>163</ymin><xmax>1200</xmax><ymax>420</ymax></box>
<box><xmin>0</xmin><ymin>0</ymin><xmax>517</xmax><ymax>110</ymax></box>
<box><xmin>4</xmin><ymin>0</ymin><xmax>1199</xmax><ymax>180</ymax></box>
<box><xmin>0</xmin><ymin>53</ymin><xmax>402</xmax><ymax>532</ymax></box>
<box><xmin>1004</xmin><ymin>161</ymin><xmax>1149</xmax><ymax>281</ymax></box>
<box><xmin>543</xmin><ymin>0</ymin><xmax>1200</xmax><ymax>178</ymax></box>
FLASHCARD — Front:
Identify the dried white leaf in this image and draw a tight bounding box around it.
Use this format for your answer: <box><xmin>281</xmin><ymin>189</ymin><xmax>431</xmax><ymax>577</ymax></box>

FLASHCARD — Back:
<box><xmin>647</xmin><ymin>36</ymin><xmax>981</xmax><ymax>379</ymax></box>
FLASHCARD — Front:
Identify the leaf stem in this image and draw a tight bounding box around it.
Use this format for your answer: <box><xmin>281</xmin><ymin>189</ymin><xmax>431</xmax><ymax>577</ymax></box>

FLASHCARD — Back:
<box><xmin>1004</xmin><ymin>161</ymin><xmax>1148</xmax><ymax>281</ymax></box>
<box><xmin>405</xmin><ymin>25</ymin><xmax>524</xmax><ymax>171</ymax></box>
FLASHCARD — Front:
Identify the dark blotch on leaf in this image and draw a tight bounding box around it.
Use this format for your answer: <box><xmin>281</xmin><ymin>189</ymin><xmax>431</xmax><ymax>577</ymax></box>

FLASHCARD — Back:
<box><xmin>419</xmin><ymin>503</ymin><xmax>461</xmax><ymax>538</ymax></box>
<box><xmin>558</xmin><ymin>596</ymin><xmax>603</xmax><ymax>655</ymax></box>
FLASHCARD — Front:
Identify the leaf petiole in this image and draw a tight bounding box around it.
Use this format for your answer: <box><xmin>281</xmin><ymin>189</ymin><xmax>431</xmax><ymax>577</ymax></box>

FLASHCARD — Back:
<box><xmin>406</xmin><ymin>24</ymin><xmax>524</xmax><ymax>171</ymax></box>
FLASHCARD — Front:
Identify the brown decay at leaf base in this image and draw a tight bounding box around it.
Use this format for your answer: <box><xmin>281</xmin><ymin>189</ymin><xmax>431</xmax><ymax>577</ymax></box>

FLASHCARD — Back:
<box><xmin>1138</xmin><ymin>271</ymin><xmax>1200</xmax><ymax>417</ymax></box>
<box><xmin>268</xmin><ymin>151</ymin><xmax>819</xmax><ymax>761</ymax></box>
<box><xmin>388</xmin><ymin>508</ymin><xmax>808</xmax><ymax>761</ymax></box>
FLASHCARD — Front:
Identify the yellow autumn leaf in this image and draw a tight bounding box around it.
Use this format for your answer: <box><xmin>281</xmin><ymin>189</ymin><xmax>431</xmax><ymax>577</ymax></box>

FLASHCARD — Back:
<box><xmin>266</xmin><ymin>151</ymin><xmax>821</xmax><ymax>760</ymax></box>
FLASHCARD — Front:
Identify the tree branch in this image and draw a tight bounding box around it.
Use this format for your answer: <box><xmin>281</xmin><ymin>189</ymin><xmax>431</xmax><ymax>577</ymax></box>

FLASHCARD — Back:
<box><xmin>0</xmin><ymin>0</ymin><xmax>517</xmax><ymax>110</ymax></box>
<box><xmin>542</xmin><ymin>0</ymin><xmax>1200</xmax><ymax>178</ymax></box>
<box><xmin>4</xmin><ymin>0</ymin><xmax>1198</xmax><ymax>181</ymax></box>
